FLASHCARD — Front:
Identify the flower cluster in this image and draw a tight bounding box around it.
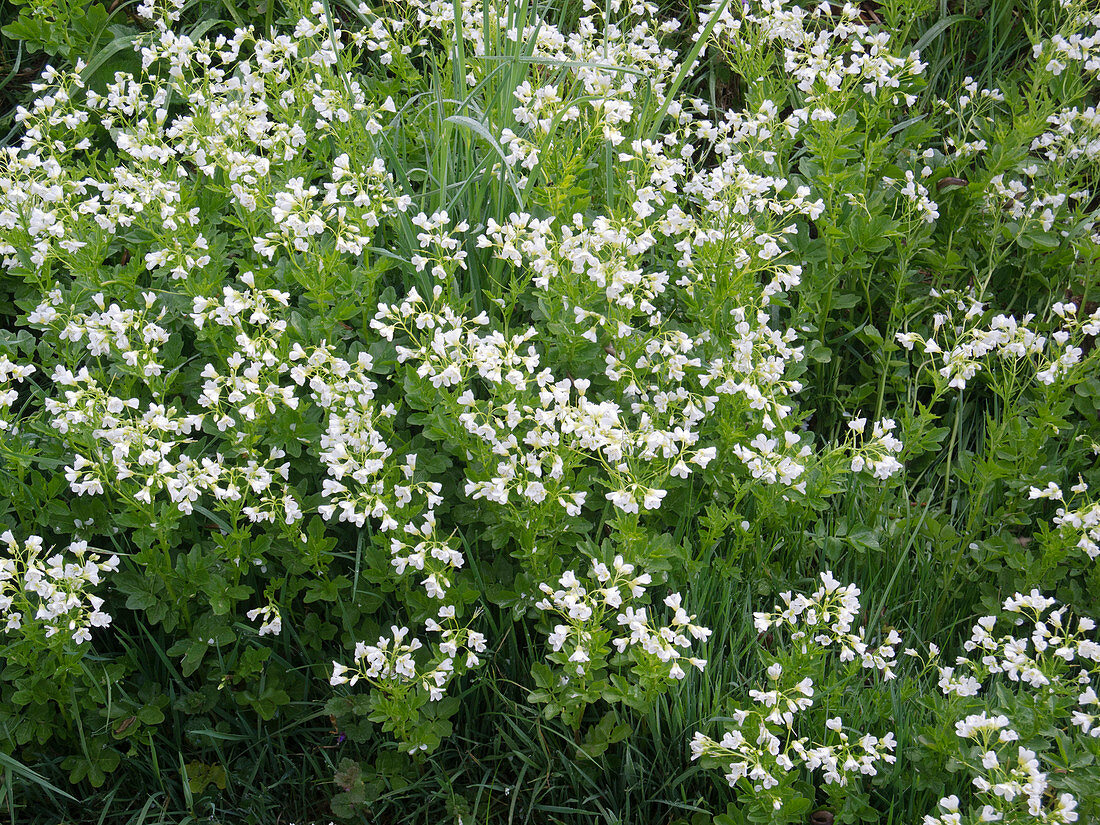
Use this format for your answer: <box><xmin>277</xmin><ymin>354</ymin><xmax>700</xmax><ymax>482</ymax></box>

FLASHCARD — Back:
<box><xmin>709</xmin><ymin>0</ymin><xmax>927</xmax><ymax>109</ymax></box>
<box><xmin>924</xmin><ymin>786</ymin><xmax>1078</xmax><ymax>825</ymax></box>
<box><xmin>535</xmin><ymin>557</ymin><xmax>711</xmax><ymax>684</ymax></box>
<box><xmin>1029</xmin><ymin>479</ymin><xmax>1100</xmax><ymax>562</ymax></box>
<box><xmin>28</xmin><ymin>290</ymin><xmax>171</xmax><ymax>385</ymax></box>
<box><xmin>410</xmin><ymin>210</ymin><xmax>469</xmax><ymax>282</ymax></box>
<box><xmin>936</xmin><ymin>590</ymin><xmax>1100</xmax><ymax>716</ymax></box>
<box><xmin>331</xmin><ymin>607</ymin><xmax>487</xmax><ymax>706</ymax></box>
<box><xmin>691</xmin><ymin>714</ymin><xmax>897</xmax><ymax>806</ymax></box>
<box><xmin>896</xmin><ymin>291</ymin><xmax>1100</xmax><ymax>392</ymax></box>
<box><xmin>752</xmin><ymin>571</ymin><xmax>903</xmax><ymax>678</ymax></box>
<box><xmin>0</xmin><ymin>530</ymin><xmax>118</xmax><ymax>645</ymax></box>
<box><xmin>0</xmin><ymin>354</ymin><xmax>36</xmax><ymax>432</ymax></box>
<box><xmin>693</xmin><ymin>572</ymin><xmax>899</xmax><ymax>814</ymax></box>
<box><xmin>1032</xmin><ymin>9</ymin><xmax>1100</xmax><ymax>78</ymax></box>
<box><xmin>372</xmin><ymin>286</ymin><xmax>721</xmax><ymax>524</ymax></box>
<box><xmin>246</xmin><ymin>601</ymin><xmax>283</xmax><ymax>636</ymax></box>
<box><xmin>923</xmin><ymin>592</ymin><xmax>1100</xmax><ymax>823</ymax></box>
<box><xmin>845</xmin><ymin>417</ymin><xmax>904</xmax><ymax>479</ymax></box>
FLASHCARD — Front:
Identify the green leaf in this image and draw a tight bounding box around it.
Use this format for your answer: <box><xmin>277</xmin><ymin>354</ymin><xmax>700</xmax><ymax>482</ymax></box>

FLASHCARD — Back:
<box><xmin>913</xmin><ymin>14</ymin><xmax>978</xmax><ymax>53</ymax></box>
<box><xmin>180</xmin><ymin>640</ymin><xmax>209</xmax><ymax>678</ymax></box>
<box><xmin>0</xmin><ymin>751</ymin><xmax>77</xmax><ymax>801</ymax></box>
<box><xmin>137</xmin><ymin>704</ymin><xmax>165</xmax><ymax>726</ymax></box>
<box><xmin>445</xmin><ymin>115</ymin><xmax>525</xmax><ymax>203</ymax></box>
<box><xmin>807</xmin><ymin>341</ymin><xmax>833</xmax><ymax>363</ymax></box>
<box><xmin>304</xmin><ymin>575</ymin><xmax>349</xmax><ymax>603</ymax></box>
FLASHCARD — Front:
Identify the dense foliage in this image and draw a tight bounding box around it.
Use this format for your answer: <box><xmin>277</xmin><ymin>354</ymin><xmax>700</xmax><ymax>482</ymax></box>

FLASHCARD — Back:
<box><xmin>1</xmin><ymin>0</ymin><xmax>1099</xmax><ymax>822</ymax></box>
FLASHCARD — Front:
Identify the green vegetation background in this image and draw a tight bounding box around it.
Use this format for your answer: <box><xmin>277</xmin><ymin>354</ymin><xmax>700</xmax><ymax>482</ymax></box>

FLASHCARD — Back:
<box><xmin>0</xmin><ymin>1</ymin><xmax>1096</xmax><ymax>823</ymax></box>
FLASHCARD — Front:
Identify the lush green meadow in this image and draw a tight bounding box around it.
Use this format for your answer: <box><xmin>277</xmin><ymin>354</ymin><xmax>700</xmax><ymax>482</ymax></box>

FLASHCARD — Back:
<box><xmin>1</xmin><ymin>0</ymin><xmax>1099</xmax><ymax>822</ymax></box>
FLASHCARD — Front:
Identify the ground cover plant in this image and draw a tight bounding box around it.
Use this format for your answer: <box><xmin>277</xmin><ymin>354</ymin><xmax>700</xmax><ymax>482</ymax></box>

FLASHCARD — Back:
<box><xmin>0</xmin><ymin>0</ymin><xmax>1099</xmax><ymax>822</ymax></box>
